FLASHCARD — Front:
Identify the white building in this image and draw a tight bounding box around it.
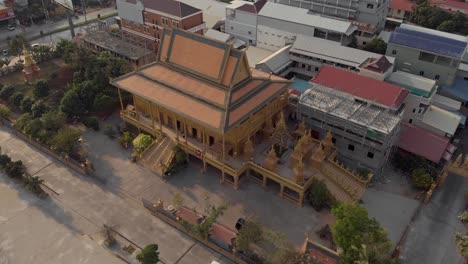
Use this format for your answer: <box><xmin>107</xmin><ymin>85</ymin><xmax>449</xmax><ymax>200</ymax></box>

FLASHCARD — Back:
<box><xmin>256</xmin><ymin>2</ymin><xmax>357</xmax><ymax>51</ymax></box>
<box><xmin>225</xmin><ymin>0</ymin><xmax>267</xmax><ymax>45</ymax></box>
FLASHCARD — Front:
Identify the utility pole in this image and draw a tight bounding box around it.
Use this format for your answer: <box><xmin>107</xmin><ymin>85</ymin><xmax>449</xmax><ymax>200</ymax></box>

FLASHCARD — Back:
<box><xmin>67</xmin><ymin>10</ymin><xmax>75</xmax><ymax>38</ymax></box>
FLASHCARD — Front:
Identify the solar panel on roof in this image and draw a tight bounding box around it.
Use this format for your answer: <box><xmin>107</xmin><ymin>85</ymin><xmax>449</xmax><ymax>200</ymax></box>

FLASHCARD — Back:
<box><xmin>389</xmin><ymin>27</ymin><xmax>467</xmax><ymax>58</ymax></box>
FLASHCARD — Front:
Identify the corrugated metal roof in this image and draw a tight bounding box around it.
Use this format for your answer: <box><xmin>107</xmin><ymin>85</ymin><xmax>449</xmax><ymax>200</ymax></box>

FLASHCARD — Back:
<box><xmin>256</xmin><ymin>44</ymin><xmax>292</xmax><ymax>73</ymax></box>
<box><xmin>398</xmin><ymin>122</ymin><xmax>450</xmax><ymax>163</ymax></box>
<box><xmin>291</xmin><ymin>35</ymin><xmax>394</xmax><ymax>68</ymax></box>
<box><xmin>432</xmin><ymin>94</ymin><xmax>461</xmax><ymax>112</ymax></box>
<box><xmin>422</xmin><ymin>105</ymin><xmax>461</xmax><ymax>135</ymax></box>
<box><xmin>387</xmin><ymin>71</ymin><xmax>436</xmax><ymax>97</ymax></box>
<box><xmin>205</xmin><ymin>29</ymin><xmax>231</xmax><ymax>42</ymax></box>
<box><xmin>311</xmin><ymin>66</ymin><xmax>409</xmax><ymax>109</ymax></box>
<box><xmin>258</xmin><ymin>2</ymin><xmax>356</xmax><ymax>35</ymax></box>
<box><xmin>400</xmin><ymin>24</ymin><xmax>468</xmax><ymax>42</ymax></box>
<box><xmin>390</xmin><ymin>25</ymin><xmax>467</xmax><ymax>58</ymax></box>
<box><xmin>141</xmin><ymin>0</ymin><xmax>201</xmax><ymax>17</ymax></box>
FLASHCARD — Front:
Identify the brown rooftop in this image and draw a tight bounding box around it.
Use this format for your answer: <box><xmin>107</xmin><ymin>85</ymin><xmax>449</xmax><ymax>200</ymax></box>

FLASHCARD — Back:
<box><xmin>140</xmin><ymin>0</ymin><xmax>201</xmax><ymax>17</ymax></box>
<box><xmin>112</xmin><ymin>28</ymin><xmax>291</xmax><ymax>132</ymax></box>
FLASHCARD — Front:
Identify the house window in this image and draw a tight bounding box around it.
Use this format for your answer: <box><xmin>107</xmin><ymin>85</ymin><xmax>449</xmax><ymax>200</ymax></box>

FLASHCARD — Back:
<box><xmin>363</xmin><ymin>41</ymin><xmax>367</xmax><ymax>45</ymax></box>
<box><xmin>152</xmin><ymin>19</ymin><xmax>156</xmax><ymax>25</ymax></box>
<box><xmin>367</xmin><ymin>3</ymin><xmax>374</xmax><ymax>9</ymax></box>
<box><xmin>435</xmin><ymin>74</ymin><xmax>440</xmax><ymax>80</ymax></box>
<box><xmin>144</xmin><ymin>26</ymin><xmax>149</xmax><ymax>33</ymax></box>
<box><xmin>332</xmin><ymin>138</ymin><xmax>336</xmax><ymax>143</ymax></box>
<box><xmin>412</xmin><ymin>108</ymin><xmax>416</xmax><ymax>113</ymax></box>
<box><xmin>397</xmin><ymin>9</ymin><xmax>401</xmax><ymax>14</ymax></box>
<box><xmin>409</xmin><ymin>119</ymin><xmax>413</xmax><ymax>123</ymax></box>
<box><xmin>249</xmin><ymin>39</ymin><xmax>253</xmax><ymax>44</ymax></box>
<box><xmin>230</xmin><ymin>26</ymin><xmax>234</xmax><ymax>30</ymax></box>
<box><xmin>419</xmin><ymin>71</ymin><xmax>424</xmax><ymax>76</ymax></box>
<box><xmin>418</xmin><ymin>109</ymin><xmax>422</xmax><ymax>113</ymax></box>
<box><xmin>172</xmin><ymin>20</ymin><xmax>179</xmax><ymax>28</ymax></box>
<box><xmin>162</xmin><ymin>17</ymin><xmax>168</xmax><ymax>25</ymax></box>
<box><xmin>348</xmin><ymin>144</ymin><xmax>355</xmax><ymax>151</ymax></box>
<box><xmin>367</xmin><ymin>152</ymin><xmax>374</xmax><ymax>159</ymax></box>
<box><xmin>392</xmin><ymin>50</ymin><xmax>397</xmax><ymax>55</ymax></box>
<box><xmin>248</xmin><ymin>31</ymin><xmax>252</xmax><ymax>35</ymax></box>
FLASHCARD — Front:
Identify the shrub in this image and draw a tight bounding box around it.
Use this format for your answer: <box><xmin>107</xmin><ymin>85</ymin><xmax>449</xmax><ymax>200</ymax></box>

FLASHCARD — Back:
<box><xmin>24</xmin><ymin>118</ymin><xmax>43</xmax><ymax>138</ymax></box>
<box><xmin>0</xmin><ymin>86</ymin><xmax>15</xmax><ymax>100</ymax></box>
<box><xmin>103</xmin><ymin>125</ymin><xmax>116</xmax><ymax>138</ymax></box>
<box><xmin>14</xmin><ymin>113</ymin><xmax>33</xmax><ymax>131</ymax></box>
<box><xmin>83</xmin><ymin>117</ymin><xmax>100</xmax><ymax>131</ymax></box>
<box><xmin>31</xmin><ymin>100</ymin><xmax>48</xmax><ymax>118</ymax></box>
<box><xmin>41</xmin><ymin>111</ymin><xmax>66</xmax><ymax>132</ymax></box>
<box><xmin>9</xmin><ymin>92</ymin><xmax>24</xmax><ymax>107</ymax></box>
<box><xmin>92</xmin><ymin>94</ymin><xmax>115</xmax><ymax>112</ymax></box>
<box><xmin>308</xmin><ymin>178</ymin><xmax>333</xmax><ymax>211</ymax></box>
<box><xmin>50</xmin><ymin>127</ymin><xmax>82</xmax><ymax>155</ymax></box>
<box><xmin>412</xmin><ymin>168</ymin><xmax>434</xmax><ymax>190</ymax></box>
<box><xmin>118</xmin><ymin>131</ymin><xmax>132</xmax><ymax>148</ymax></box>
<box><xmin>33</xmin><ymin>79</ymin><xmax>49</xmax><ymax>98</ymax></box>
<box><xmin>0</xmin><ymin>154</ymin><xmax>12</xmax><ymax>168</ymax></box>
<box><xmin>132</xmin><ymin>133</ymin><xmax>153</xmax><ymax>153</ymax></box>
<box><xmin>20</xmin><ymin>97</ymin><xmax>35</xmax><ymax>113</ymax></box>
<box><xmin>0</xmin><ymin>105</ymin><xmax>11</xmax><ymax>119</ymax></box>
<box><xmin>5</xmin><ymin>160</ymin><xmax>25</xmax><ymax>178</ymax></box>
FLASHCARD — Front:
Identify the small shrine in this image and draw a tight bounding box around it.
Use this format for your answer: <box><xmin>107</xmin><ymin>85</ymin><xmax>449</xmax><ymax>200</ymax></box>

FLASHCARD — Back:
<box><xmin>310</xmin><ymin>143</ymin><xmax>326</xmax><ymax>170</ymax></box>
<box><xmin>293</xmin><ymin>156</ymin><xmax>305</xmax><ymax>185</ymax></box>
<box><xmin>243</xmin><ymin>136</ymin><xmax>254</xmax><ymax>161</ymax></box>
<box><xmin>264</xmin><ymin>146</ymin><xmax>279</xmax><ymax>172</ymax></box>
<box><xmin>321</xmin><ymin>130</ymin><xmax>334</xmax><ymax>155</ymax></box>
<box><xmin>22</xmin><ymin>46</ymin><xmax>40</xmax><ymax>84</ymax></box>
<box><xmin>270</xmin><ymin>111</ymin><xmax>292</xmax><ymax>153</ymax></box>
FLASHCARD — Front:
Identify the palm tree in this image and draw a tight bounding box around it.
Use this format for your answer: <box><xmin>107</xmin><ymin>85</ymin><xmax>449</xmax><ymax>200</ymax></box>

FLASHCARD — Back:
<box><xmin>455</xmin><ymin>233</ymin><xmax>468</xmax><ymax>262</ymax></box>
<box><xmin>23</xmin><ymin>175</ymin><xmax>44</xmax><ymax>194</ymax></box>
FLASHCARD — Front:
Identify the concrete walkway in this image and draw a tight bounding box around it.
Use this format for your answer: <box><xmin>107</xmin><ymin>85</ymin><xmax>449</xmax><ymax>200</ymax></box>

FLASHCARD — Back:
<box><xmin>0</xmin><ymin>126</ymin><xmax>231</xmax><ymax>264</ymax></box>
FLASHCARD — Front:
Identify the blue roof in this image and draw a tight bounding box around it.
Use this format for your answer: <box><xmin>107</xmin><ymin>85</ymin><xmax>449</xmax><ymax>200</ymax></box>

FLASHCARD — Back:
<box><xmin>442</xmin><ymin>78</ymin><xmax>468</xmax><ymax>102</ymax></box>
<box><xmin>291</xmin><ymin>78</ymin><xmax>314</xmax><ymax>93</ymax></box>
<box><xmin>389</xmin><ymin>27</ymin><xmax>467</xmax><ymax>59</ymax></box>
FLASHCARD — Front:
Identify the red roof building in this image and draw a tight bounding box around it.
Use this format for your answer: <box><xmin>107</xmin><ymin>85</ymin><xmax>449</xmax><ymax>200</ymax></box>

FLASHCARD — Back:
<box><xmin>398</xmin><ymin>122</ymin><xmax>456</xmax><ymax>163</ymax></box>
<box><xmin>310</xmin><ymin>66</ymin><xmax>409</xmax><ymax>110</ymax></box>
<box><xmin>389</xmin><ymin>0</ymin><xmax>415</xmax><ymax>19</ymax></box>
<box><xmin>209</xmin><ymin>223</ymin><xmax>237</xmax><ymax>248</ymax></box>
<box><xmin>430</xmin><ymin>0</ymin><xmax>468</xmax><ymax>16</ymax></box>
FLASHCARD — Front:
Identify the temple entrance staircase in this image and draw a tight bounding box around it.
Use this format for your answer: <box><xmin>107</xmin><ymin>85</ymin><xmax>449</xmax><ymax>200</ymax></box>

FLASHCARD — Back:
<box><xmin>317</xmin><ymin>160</ymin><xmax>368</xmax><ymax>203</ymax></box>
<box><xmin>140</xmin><ymin>136</ymin><xmax>176</xmax><ymax>176</ymax></box>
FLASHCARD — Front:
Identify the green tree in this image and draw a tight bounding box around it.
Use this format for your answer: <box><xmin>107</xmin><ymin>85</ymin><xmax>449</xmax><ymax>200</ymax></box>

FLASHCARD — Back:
<box><xmin>412</xmin><ymin>168</ymin><xmax>434</xmax><ymax>190</ymax></box>
<box><xmin>0</xmin><ymin>86</ymin><xmax>15</xmax><ymax>100</ymax></box>
<box><xmin>60</xmin><ymin>89</ymin><xmax>86</xmax><ymax>119</ymax></box>
<box><xmin>23</xmin><ymin>175</ymin><xmax>44</xmax><ymax>194</ymax></box>
<box><xmin>50</xmin><ymin>127</ymin><xmax>81</xmax><ymax>155</ymax></box>
<box><xmin>332</xmin><ymin>203</ymin><xmax>393</xmax><ymax>264</ymax></box>
<box><xmin>5</xmin><ymin>160</ymin><xmax>25</xmax><ymax>179</ymax></box>
<box><xmin>118</xmin><ymin>131</ymin><xmax>132</xmax><ymax>148</ymax></box>
<box><xmin>363</xmin><ymin>38</ymin><xmax>387</xmax><ymax>55</ymax></box>
<box><xmin>31</xmin><ymin>100</ymin><xmax>48</xmax><ymax>118</ymax></box>
<box><xmin>9</xmin><ymin>92</ymin><xmax>24</xmax><ymax>108</ymax></box>
<box><xmin>437</xmin><ymin>20</ymin><xmax>456</xmax><ymax>32</ymax></box>
<box><xmin>308</xmin><ymin>178</ymin><xmax>333</xmax><ymax>211</ymax></box>
<box><xmin>93</xmin><ymin>94</ymin><xmax>115</xmax><ymax>112</ymax></box>
<box><xmin>236</xmin><ymin>220</ymin><xmax>264</xmax><ymax>252</ymax></box>
<box><xmin>133</xmin><ymin>134</ymin><xmax>153</xmax><ymax>153</ymax></box>
<box><xmin>7</xmin><ymin>35</ymin><xmax>28</xmax><ymax>58</ymax></box>
<box><xmin>455</xmin><ymin>233</ymin><xmax>468</xmax><ymax>260</ymax></box>
<box><xmin>14</xmin><ymin>113</ymin><xmax>33</xmax><ymax>131</ymax></box>
<box><xmin>33</xmin><ymin>79</ymin><xmax>49</xmax><ymax>98</ymax></box>
<box><xmin>55</xmin><ymin>39</ymin><xmax>77</xmax><ymax>63</ymax></box>
<box><xmin>0</xmin><ymin>105</ymin><xmax>11</xmax><ymax>120</ymax></box>
<box><xmin>24</xmin><ymin>118</ymin><xmax>43</xmax><ymax>137</ymax></box>
<box><xmin>83</xmin><ymin>117</ymin><xmax>100</xmax><ymax>131</ymax></box>
<box><xmin>20</xmin><ymin>97</ymin><xmax>35</xmax><ymax>113</ymax></box>
<box><xmin>136</xmin><ymin>244</ymin><xmax>160</xmax><ymax>264</ymax></box>
<box><xmin>41</xmin><ymin>111</ymin><xmax>66</xmax><ymax>132</ymax></box>
<box><xmin>0</xmin><ymin>154</ymin><xmax>12</xmax><ymax>168</ymax></box>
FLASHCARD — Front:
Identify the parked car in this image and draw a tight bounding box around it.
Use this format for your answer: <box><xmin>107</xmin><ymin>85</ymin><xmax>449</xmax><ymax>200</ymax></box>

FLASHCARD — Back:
<box><xmin>235</xmin><ymin>217</ymin><xmax>246</xmax><ymax>231</ymax></box>
<box><xmin>7</xmin><ymin>24</ymin><xmax>15</xmax><ymax>31</ymax></box>
<box><xmin>2</xmin><ymin>49</ymin><xmax>9</xmax><ymax>56</ymax></box>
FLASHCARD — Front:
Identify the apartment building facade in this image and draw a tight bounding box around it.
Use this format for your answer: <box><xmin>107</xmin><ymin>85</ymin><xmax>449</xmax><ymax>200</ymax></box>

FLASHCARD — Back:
<box><xmin>269</xmin><ymin>0</ymin><xmax>390</xmax><ymax>31</ymax></box>
<box><xmin>298</xmin><ymin>66</ymin><xmax>408</xmax><ymax>172</ymax></box>
<box><xmin>386</xmin><ymin>24</ymin><xmax>468</xmax><ymax>87</ymax></box>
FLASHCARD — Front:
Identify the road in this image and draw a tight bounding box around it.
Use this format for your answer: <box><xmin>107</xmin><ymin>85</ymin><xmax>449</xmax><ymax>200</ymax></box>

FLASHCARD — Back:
<box><xmin>0</xmin><ymin>7</ymin><xmax>117</xmax><ymax>46</ymax></box>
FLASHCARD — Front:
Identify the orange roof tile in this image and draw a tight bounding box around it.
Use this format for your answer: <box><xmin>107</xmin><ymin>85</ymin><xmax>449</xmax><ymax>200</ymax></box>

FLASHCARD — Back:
<box><xmin>230</xmin><ymin>79</ymin><xmax>263</xmax><ymax>103</ymax></box>
<box><xmin>229</xmin><ymin>82</ymin><xmax>286</xmax><ymax>126</ymax></box>
<box><xmin>169</xmin><ymin>33</ymin><xmax>226</xmax><ymax>80</ymax></box>
<box><xmin>141</xmin><ymin>64</ymin><xmax>227</xmax><ymax>106</ymax></box>
<box><xmin>115</xmin><ymin>74</ymin><xmax>223</xmax><ymax>128</ymax></box>
<box><xmin>176</xmin><ymin>207</ymin><xmax>204</xmax><ymax>225</ymax></box>
<box><xmin>209</xmin><ymin>223</ymin><xmax>237</xmax><ymax>246</ymax></box>
<box><xmin>222</xmin><ymin>56</ymin><xmax>239</xmax><ymax>86</ymax></box>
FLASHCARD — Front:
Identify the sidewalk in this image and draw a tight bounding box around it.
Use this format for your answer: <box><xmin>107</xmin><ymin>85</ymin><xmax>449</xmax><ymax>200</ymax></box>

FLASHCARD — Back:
<box><xmin>0</xmin><ymin>6</ymin><xmax>117</xmax><ymax>45</ymax></box>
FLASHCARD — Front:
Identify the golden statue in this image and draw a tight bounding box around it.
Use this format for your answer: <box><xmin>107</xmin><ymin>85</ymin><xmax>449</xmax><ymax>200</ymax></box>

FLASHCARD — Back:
<box><xmin>264</xmin><ymin>146</ymin><xmax>279</xmax><ymax>172</ymax></box>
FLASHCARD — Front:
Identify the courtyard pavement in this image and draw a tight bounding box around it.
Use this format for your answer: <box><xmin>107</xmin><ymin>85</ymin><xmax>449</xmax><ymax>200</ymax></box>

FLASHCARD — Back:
<box><xmin>0</xmin><ymin>126</ymin><xmax>232</xmax><ymax>264</ymax></box>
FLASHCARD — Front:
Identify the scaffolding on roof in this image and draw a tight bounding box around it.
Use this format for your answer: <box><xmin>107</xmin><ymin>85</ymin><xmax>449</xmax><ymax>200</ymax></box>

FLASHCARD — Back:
<box><xmin>81</xmin><ymin>21</ymin><xmax>156</xmax><ymax>64</ymax></box>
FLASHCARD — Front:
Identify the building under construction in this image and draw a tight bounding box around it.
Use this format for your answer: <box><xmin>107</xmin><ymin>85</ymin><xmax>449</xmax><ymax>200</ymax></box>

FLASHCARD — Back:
<box><xmin>297</xmin><ymin>66</ymin><xmax>409</xmax><ymax>172</ymax></box>
<box><xmin>80</xmin><ymin>20</ymin><xmax>156</xmax><ymax>69</ymax></box>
